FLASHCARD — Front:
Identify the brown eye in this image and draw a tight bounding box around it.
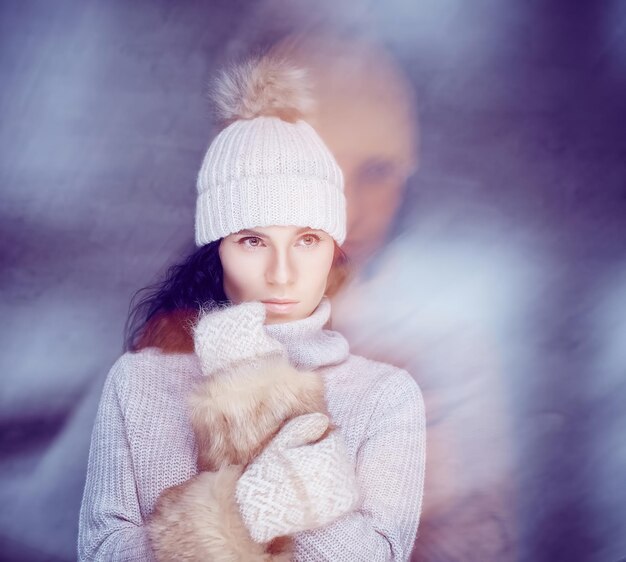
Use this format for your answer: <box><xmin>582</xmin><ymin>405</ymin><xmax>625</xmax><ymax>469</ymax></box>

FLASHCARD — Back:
<box><xmin>240</xmin><ymin>236</ymin><xmax>263</xmax><ymax>247</ymax></box>
<box><xmin>299</xmin><ymin>234</ymin><xmax>321</xmax><ymax>247</ymax></box>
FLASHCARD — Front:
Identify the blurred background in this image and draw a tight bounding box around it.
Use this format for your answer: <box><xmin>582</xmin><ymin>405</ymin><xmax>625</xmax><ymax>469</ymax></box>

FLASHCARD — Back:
<box><xmin>1</xmin><ymin>0</ymin><xmax>625</xmax><ymax>560</ymax></box>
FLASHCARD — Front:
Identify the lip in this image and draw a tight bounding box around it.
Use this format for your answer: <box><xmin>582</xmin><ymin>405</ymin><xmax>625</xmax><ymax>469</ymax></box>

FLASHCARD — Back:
<box><xmin>262</xmin><ymin>300</ymin><xmax>299</xmax><ymax>314</ymax></box>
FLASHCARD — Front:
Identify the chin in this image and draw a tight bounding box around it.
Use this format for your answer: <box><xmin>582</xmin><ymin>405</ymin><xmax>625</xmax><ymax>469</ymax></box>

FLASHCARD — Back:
<box><xmin>266</xmin><ymin>305</ymin><xmax>312</xmax><ymax>324</ymax></box>
<box><xmin>265</xmin><ymin>313</ymin><xmax>298</xmax><ymax>325</ymax></box>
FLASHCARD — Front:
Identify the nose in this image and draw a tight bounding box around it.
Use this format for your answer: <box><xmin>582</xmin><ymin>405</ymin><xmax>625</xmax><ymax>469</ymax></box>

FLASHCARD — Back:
<box><xmin>265</xmin><ymin>246</ymin><xmax>296</xmax><ymax>287</ymax></box>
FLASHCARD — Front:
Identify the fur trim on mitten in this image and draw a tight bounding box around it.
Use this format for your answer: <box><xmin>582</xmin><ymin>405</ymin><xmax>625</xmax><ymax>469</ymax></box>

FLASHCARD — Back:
<box><xmin>189</xmin><ymin>353</ymin><xmax>328</xmax><ymax>471</ymax></box>
<box><xmin>147</xmin><ymin>465</ymin><xmax>292</xmax><ymax>562</ymax></box>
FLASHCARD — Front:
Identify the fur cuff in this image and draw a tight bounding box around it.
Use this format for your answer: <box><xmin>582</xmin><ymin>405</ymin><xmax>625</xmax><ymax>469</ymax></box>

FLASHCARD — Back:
<box><xmin>147</xmin><ymin>466</ymin><xmax>292</xmax><ymax>561</ymax></box>
<box><xmin>188</xmin><ymin>353</ymin><xmax>327</xmax><ymax>471</ymax></box>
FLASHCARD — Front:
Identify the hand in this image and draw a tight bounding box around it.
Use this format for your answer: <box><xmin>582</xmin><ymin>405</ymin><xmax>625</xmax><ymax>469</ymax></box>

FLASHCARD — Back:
<box><xmin>193</xmin><ymin>301</ymin><xmax>285</xmax><ymax>377</ymax></box>
<box><xmin>235</xmin><ymin>413</ymin><xmax>361</xmax><ymax>543</ymax></box>
<box><xmin>189</xmin><ymin>301</ymin><xmax>327</xmax><ymax>472</ymax></box>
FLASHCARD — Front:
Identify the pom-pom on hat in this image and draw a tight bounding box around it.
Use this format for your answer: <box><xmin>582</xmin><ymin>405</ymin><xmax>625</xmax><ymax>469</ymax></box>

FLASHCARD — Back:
<box><xmin>194</xmin><ymin>55</ymin><xmax>347</xmax><ymax>246</ymax></box>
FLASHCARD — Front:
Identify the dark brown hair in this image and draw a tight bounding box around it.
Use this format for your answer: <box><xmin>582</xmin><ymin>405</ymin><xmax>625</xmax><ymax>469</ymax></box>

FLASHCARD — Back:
<box><xmin>124</xmin><ymin>239</ymin><xmax>351</xmax><ymax>353</ymax></box>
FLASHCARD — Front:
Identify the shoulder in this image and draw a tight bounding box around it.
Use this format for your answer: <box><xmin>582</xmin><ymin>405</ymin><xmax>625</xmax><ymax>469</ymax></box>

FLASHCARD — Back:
<box><xmin>345</xmin><ymin>353</ymin><xmax>420</xmax><ymax>390</ymax></box>
<box><xmin>342</xmin><ymin>353</ymin><xmax>424</xmax><ymax>411</ymax></box>
<box><xmin>104</xmin><ymin>348</ymin><xmax>201</xmax><ymax>399</ymax></box>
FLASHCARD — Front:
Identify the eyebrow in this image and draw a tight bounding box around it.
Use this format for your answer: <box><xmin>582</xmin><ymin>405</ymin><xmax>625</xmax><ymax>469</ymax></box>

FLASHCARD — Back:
<box><xmin>236</xmin><ymin>227</ymin><xmax>316</xmax><ymax>238</ymax></box>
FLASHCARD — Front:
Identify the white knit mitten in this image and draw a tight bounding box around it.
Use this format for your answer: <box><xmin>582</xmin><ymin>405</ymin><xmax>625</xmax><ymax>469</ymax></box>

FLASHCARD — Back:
<box><xmin>235</xmin><ymin>413</ymin><xmax>361</xmax><ymax>543</ymax></box>
<box><xmin>193</xmin><ymin>301</ymin><xmax>285</xmax><ymax>376</ymax></box>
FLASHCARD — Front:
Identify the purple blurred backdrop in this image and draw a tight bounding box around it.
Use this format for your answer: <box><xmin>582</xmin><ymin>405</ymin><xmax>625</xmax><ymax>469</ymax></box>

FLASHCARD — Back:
<box><xmin>1</xmin><ymin>1</ymin><xmax>625</xmax><ymax>561</ymax></box>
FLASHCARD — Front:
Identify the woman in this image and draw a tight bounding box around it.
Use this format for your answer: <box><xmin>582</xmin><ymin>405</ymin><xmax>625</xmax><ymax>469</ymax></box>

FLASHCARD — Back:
<box><xmin>78</xmin><ymin>54</ymin><xmax>426</xmax><ymax>561</ymax></box>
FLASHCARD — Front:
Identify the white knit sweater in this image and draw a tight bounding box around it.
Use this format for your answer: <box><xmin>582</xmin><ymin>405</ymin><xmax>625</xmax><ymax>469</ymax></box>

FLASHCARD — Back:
<box><xmin>78</xmin><ymin>298</ymin><xmax>426</xmax><ymax>561</ymax></box>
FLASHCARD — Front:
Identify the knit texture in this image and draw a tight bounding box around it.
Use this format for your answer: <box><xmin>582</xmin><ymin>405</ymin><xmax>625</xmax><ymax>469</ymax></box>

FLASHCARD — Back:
<box><xmin>193</xmin><ymin>300</ymin><xmax>285</xmax><ymax>376</ymax></box>
<box><xmin>236</xmin><ymin>412</ymin><xmax>361</xmax><ymax>543</ymax></box>
<box><xmin>78</xmin><ymin>298</ymin><xmax>426</xmax><ymax>561</ymax></box>
<box><xmin>195</xmin><ymin>116</ymin><xmax>346</xmax><ymax>246</ymax></box>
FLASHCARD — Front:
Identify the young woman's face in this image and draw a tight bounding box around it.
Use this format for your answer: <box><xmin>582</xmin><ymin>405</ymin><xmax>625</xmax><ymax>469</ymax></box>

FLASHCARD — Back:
<box><xmin>219</xmin><ymin>225</ymin><xmax>336</xmax><ymax>324</ymax></box>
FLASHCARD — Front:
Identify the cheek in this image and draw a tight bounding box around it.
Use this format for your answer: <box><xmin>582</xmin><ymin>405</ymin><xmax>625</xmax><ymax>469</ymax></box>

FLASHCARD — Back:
<box><xmin>222</xmin><ymin>265</ymin><xmax>244</xmax><ymax>301</ymax></box>
<box><xmin>304</xmin><ymin>246</ymin><xmax>335</xmax><ymax>291</ymax></box>
<box><xmin>219</xmin><ymin>247</ymin><xmax>262</xmax><ymax>301</ymax></box>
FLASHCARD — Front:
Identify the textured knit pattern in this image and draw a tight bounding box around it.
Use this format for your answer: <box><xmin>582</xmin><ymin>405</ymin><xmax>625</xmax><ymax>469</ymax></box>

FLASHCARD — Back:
<box><xmin>193</xmin><ymin>300</ymin><xmax>285</xmax><ymax>375</ymax></box>
<box><xmin>236</xmin><ymin>412</ymin><xmax>361</xmax><ymax>543</ymax></box>
<box><xmin>78</xmin><ymin>298</ymin><xmax>426</xmax><ymax>561</ymax></box>
<box><xmin>194</xmin><ymin>116</ymin><xmax>346</xmax><ymax>246</ymax></box>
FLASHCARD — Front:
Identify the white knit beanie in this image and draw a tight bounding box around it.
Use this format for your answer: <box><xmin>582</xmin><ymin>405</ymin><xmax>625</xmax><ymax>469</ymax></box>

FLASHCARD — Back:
<box><xmin>194</xmin><ymin>56</ymin><xmax>346</xmax><ymax>246</ymax></box>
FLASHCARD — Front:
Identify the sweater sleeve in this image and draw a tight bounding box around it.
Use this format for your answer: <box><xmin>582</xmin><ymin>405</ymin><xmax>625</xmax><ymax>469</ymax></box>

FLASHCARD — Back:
<box><xmin>78</xmin><ymin>358</ymin><xmax>156</xmax><ymax>561</ymax></box>
<box><xmin>293</xmin><ymin>372</ymin><xmax>426</xmax><ymax>562</ymax></box>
